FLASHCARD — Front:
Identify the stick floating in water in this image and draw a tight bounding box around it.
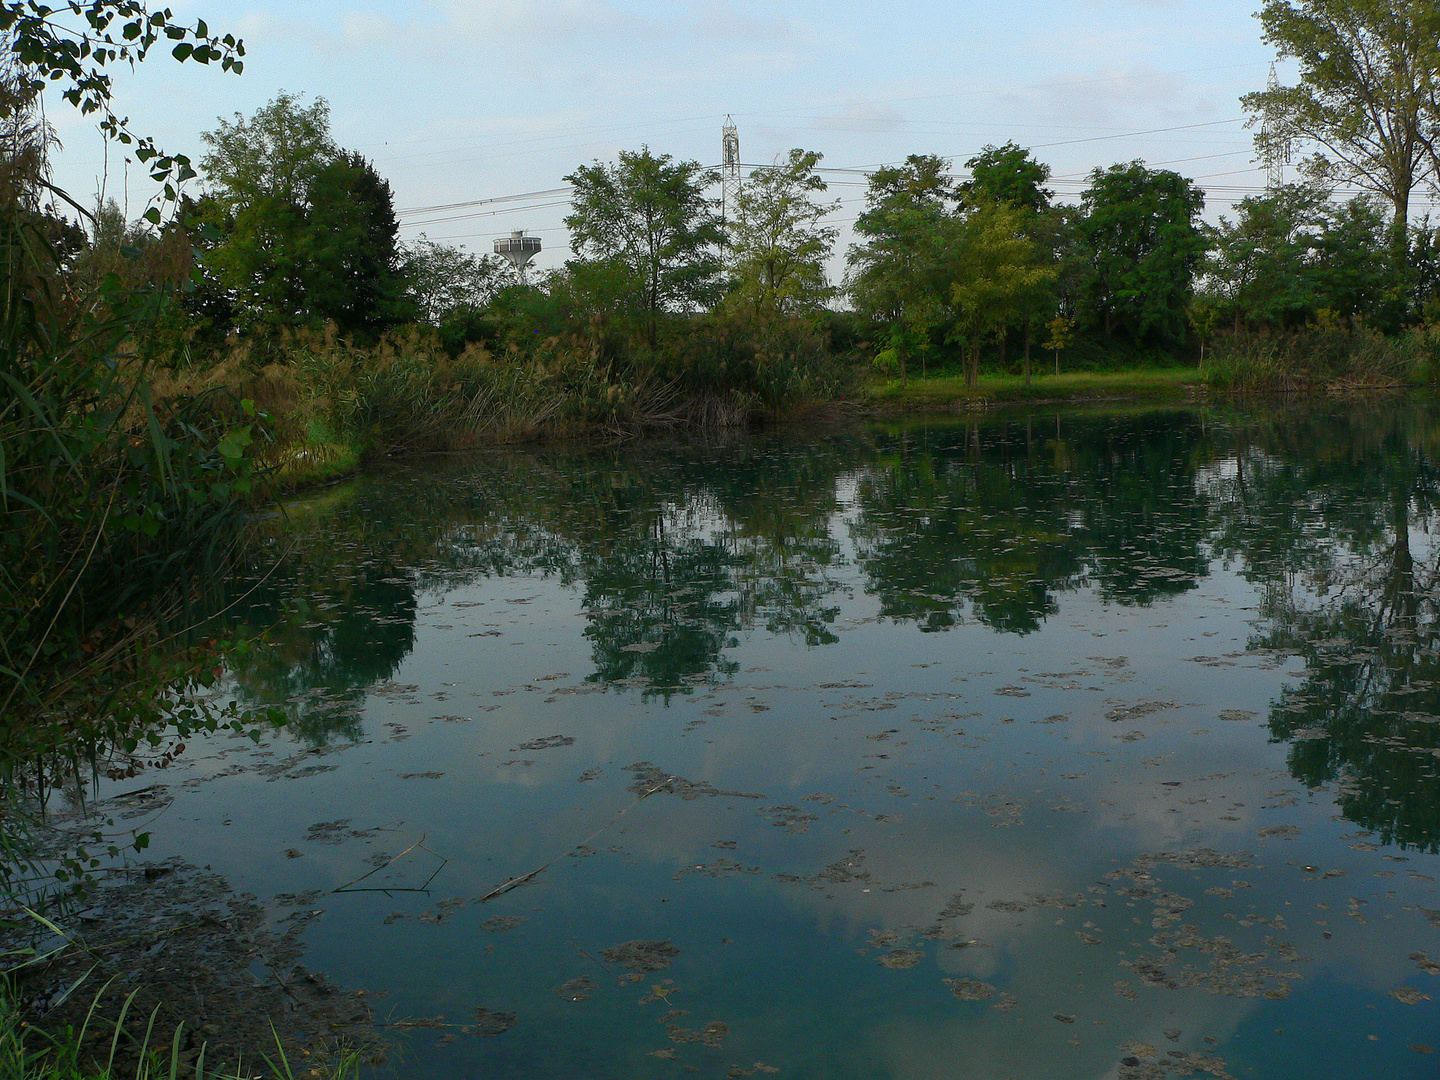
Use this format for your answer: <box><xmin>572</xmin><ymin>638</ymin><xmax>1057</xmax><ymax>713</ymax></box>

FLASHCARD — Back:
<box><xmin>477</xmin><ymin>866</ymin><xmax>545</xmax><ymax>903</ymax></box>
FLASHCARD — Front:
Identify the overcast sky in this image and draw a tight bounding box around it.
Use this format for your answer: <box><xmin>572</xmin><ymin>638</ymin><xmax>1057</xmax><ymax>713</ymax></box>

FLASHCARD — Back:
<box><xmin>40</xmin><ymin>0</ymin><xmax>1415</xmax><ymax>273</ymax></box>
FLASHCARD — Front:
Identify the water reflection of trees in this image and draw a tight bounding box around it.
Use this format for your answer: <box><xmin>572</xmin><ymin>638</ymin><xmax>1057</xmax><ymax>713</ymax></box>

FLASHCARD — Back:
<box><xmin>223</xmin><ymin>418</ymin><xmax>1223</xmax><ymax>729</ymax></box>
<box><xmin>1210</xmin><ymin>406</ymin><xmax>1440</xmax><ymax>851</ymax></box>
<box><xmin>849</xmin><ymin>413</ymin><xmax>1211</xmax><ymax>634</ymax></box>
<box><xmin>219</xmin><ymin>403</ymin><xmax>1440</xmax><ymax>850</ymax></box>
<box><xmin>223</xmin><ymin>437</ymin><xmax>856</xmax><ymax>719</ymax></box>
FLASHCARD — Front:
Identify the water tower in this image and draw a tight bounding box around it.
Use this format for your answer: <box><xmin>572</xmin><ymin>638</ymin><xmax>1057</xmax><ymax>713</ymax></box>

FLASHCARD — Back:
<box><xmin>494</xmin><ymin>230</ymin><xmax>541</xmax><ymax>283</ymax></box>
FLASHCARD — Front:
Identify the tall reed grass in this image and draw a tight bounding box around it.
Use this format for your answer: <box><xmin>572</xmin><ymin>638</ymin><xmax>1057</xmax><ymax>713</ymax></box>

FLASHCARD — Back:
<box><xmin>1201</xmin><ymin>324</ymin><xmax>1440</xmax><ymax>392</ymax></box>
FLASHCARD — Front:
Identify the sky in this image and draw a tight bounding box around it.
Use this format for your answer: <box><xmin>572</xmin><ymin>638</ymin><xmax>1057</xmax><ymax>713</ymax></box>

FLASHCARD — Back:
<box><xmin>38</xmin><ymin>0</ymin><xmax>1429</xmax><ymax>275</ymax></box>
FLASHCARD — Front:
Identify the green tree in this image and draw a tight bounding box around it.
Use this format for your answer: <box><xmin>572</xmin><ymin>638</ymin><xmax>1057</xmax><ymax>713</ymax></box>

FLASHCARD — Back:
<box><xmin>402</xmin><ymin>236</ymin><xmax>512</xmax><ymax>325</ymax></box>
<box><xmin>1077</xmin><ymin>161</ymin><xmax>1206</xmax><ymax>347</ymax></box>
<box><xmin>1311</xmin><ymin>193</ymin><xmax>1399</xmax><ymax>321</ymax></box>
<box><xmin>564</xmin><ymin>147</ymin><xmax>723</xmax><ymax>349</ymax></box>
<box><xmin>200</xmin><ymin>91</ymin><xmax>336</xmax><ymax>211</ymax></box>
<box><xmin>198</xmin><ymin>95</ymin><xmax>409</xmax><ymax>337</ymax></box>
<box><xmin>962</xmin><ymin>142</ymin><xmax>1053</xmax><ymax>214</ymax></box>
<box><xmin>1202</xmin><ymin>182</ymin><xmax>1329</xmax><ymax>332</ymax></box>
<box><xmin>726</xmin><ymin>148</ymin><xmax>839</xmax><ymax>318</ymax></box>
<box><xmin>948</xmin><ymin>200</ymin><xmax>1057</xmax><ymax>388</ymax></box>
<box><xmin>1241</xmin><ymin>0</ymin><xmax>1436</xmax><ymax>258</ymax></box>
<box><xmin>301</xmin><ymin>151</ymin><xmax>409</xmax><ymax>334</ymax></box>
<box><xmin>1043</xmin><ymin>314</ymin><xmax>1075</xmax><ymax>375</ymax></box>
<box><xmin>847</xmin><ymin>154</ymin><xmax>960</xmax><ymax>386</ymax></box>
<box><xmin>199</xmin><ymin>93</ymin><xmax>337</xmax><ymax>332</ymax></box>
<box><xmin>963</xmin><ymin>144</ymin><xmax>1060</xmax><ymax>380</ymax></box>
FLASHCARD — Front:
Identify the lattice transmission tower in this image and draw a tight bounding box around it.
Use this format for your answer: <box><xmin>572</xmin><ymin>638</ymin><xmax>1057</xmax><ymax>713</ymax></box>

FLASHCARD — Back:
<box><xmin>1257</xmin><ymin>62</ymin><xmax>1292</xmax><ymax>191</ymax></box>
<box><xmin>721</xmin><ymin>115</ymin><xmax>741</xmax><ymax>223</ymax></box>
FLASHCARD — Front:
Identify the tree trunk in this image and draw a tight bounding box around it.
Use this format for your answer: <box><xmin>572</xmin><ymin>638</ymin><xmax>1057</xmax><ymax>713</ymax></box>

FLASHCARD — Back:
<box><xmin>1023</xmin><ymin>316</ymin><xmax>1032</xmax><ymax>386</ymax></box>
<box><xmin>1392</xmin><ymin>191</ymin><xmax>1411</xmax><ymax>270</ymax></box>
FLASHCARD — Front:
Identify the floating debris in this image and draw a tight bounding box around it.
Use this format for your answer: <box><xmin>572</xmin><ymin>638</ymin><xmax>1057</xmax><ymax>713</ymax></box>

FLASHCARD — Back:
<box><xmin>626</xmin><ymin>762</ymin><xmax>763</xmax><ymax>801</ymax></box>
<box><xmin>482</xmin><ymin>915</ymin><xmax>525</xmax><ymax>933</ymax></box>
<box><xmin>879</xmin><ymin>948</ymin><xmax>923</xmax><ymax>970</ymax></box>
<box><xmin>467</xmin><ymin>1008</ymin><xmax>516</xmax><ymax>1036</ymax></box>
<box><xmin>600</xmin><ymin>940</ymin><xmax>682</xmax><ymax>976</ymax></box>
<box><xmin>556</xmin><ymin>977</ymin><xmax>593</xmax><ymax>1002</ymax></box>
<box><xmin>945</xmin><ymin>978</ymin><xmax>997</xmax><ymax>1001</ymax></box>
<box><xmin>667</xmin><ymin>1021</ymin><xmax>728</xmax><ymax>1047</ymax></box>
<box><xmin>514</xmin><ymin>735</ymin><xmax>576</xmax><ymax>751</ymax></box>
<box><xmin>1391</xmin><ymin>986</ymin><xmax>1432</xmax><ymax>1005</ymax></box>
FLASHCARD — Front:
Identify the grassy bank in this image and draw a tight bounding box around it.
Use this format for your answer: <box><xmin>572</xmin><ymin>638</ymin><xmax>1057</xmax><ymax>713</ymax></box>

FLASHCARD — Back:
<box><xmin>860</xmin><ymin>366</ymin><xmax>1204</xmax><ymax>411</ymax></box>
<box><xmin>146</xmin><ymin>319</ymin><xmax>855</xmax><ymax>494</ymax></box>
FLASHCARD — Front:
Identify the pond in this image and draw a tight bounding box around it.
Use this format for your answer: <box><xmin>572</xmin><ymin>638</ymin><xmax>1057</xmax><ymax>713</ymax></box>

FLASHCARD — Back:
<box><xmin>116</xmin><ymin>403</ymin><xmax>1440</xmax><ymax>1078</ymax></box>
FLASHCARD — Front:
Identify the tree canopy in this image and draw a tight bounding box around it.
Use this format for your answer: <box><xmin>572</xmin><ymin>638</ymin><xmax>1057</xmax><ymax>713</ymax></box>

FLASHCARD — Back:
<box><xmin>564</xmin><ymin>148</ymin><xmax>723</xmax><ymax>346</ymax></box>
<box><xmin>847</xmin><ymin>155</ymin><xmax>961</xmax><ymax>384</ymax></box>
<box><xmin>948</xmin><ymin>200</ymin><xmax>1057</xmax><ymax>387</ymax></box>
<box><xmin>963</xmin><ymin>142</ymin><xmax>1053</xmax><ymax>214</ymax></box>
<box><xmin>195</xmin><ymin>95</ymin><xmax>406</xmax><ymax>337</ymax></box>
<box><xmin>1242</xmin><ymin>0</ymin><xmax>1438</xmax><ymax>253</ymax></box>
<box><xmin>1078</xmin><ymin>161</ymin><xmax>1206</xmax><ymax>346</ymax></box>
<box><xmin>726</xmin><ymin>148</ymin><xmax>839</xmax><ymax>318</ymax></box>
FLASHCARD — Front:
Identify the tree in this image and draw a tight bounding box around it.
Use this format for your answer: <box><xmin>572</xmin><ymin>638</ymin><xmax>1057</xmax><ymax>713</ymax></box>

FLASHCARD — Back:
<box><xmin>197</xmin><ymin>95</ymin><xmax>409</xmax><ymax>337</ymax></box>
<box><xmin>198</xmin><ymin>93</ymin><xmax>339</xmax><ymax>332</ymax></box>
<box><xmin>948</xmin><ymin>200</ymin><xmax>1057</xmax><ymax>388</ymax></box>
<box><xmin>1043</xmin><ymin>314</ymin><xmax>1075</xmax><ymax>375</ymax></box>
<box><xmin>1077</xmin><ymin>161</ymin><xmax>1206</xmax><ymax>347</ymax></box>
<box><xmin>963</xmin><ymin>144</ymin><xmax>1059</xmax><ymax>380</ymax></box>
<box><xmin>1310</xmin><ymin>193</ymin><xmax>1398</xmax><ymax>321</ymax></box>
<box><xmin>301</xmin><ymin>152</ymin><xmax>410</xmax><ymax>334</ymax></box>
<box><xmin>402</xmin><ymin>237</ymin><xmax>512</xmax><ymax>325</ymax></box>
<box><xmin>726</xmin><ymin>148</ymin><xmax>839</xmax><ymax>318</ymax></box>
<box><xmin>1241</xmin><ymin>0</ymin><xmax>1436</xmax><ymax>257</ymax></box>
<box><xmin>564</xmin><ymin>147</ymin><xmax>723</xmax><ymax>349</ymax></box>
<box><xmin>0</xmin><ymin>1</ymin><xmax>244</xmax><ymax>206</ymax></box>
<box><xmin>962</xmin><ymin>142</ymin><xmax>1053</xmax><ymax>214</ymax></box>
<box><xmin>1202</xmin><ymin>182</ymin><xmax>1329</xmax><ymax>332</ymax></box>
<box><xmin>200</xmin><ymin>92</ymin><xmax>337</xmax><ymax>211</ymax></box>
<box><xmin>847</xmin><ymin>154</ymin><xmax>960</xmax><ymax>386</ymax></box>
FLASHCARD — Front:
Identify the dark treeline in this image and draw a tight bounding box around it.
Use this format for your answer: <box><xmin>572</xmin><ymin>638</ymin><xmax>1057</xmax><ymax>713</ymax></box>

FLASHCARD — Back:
<box><xmin>81</xmin><ymin>0</ymin><xmax>1440</xmax><ymax>437</ymax></box>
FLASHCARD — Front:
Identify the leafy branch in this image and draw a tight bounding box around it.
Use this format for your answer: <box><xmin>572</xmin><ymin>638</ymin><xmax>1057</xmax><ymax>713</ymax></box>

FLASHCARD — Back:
<box><xmin>0</xmin><ymin>1</ymin><xmax>245</xmax><ymax>215</ymax></box>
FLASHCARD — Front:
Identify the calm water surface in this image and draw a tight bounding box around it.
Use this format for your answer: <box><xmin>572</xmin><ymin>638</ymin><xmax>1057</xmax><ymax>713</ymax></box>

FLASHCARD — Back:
<box><xmin>130</xmin><ymin>404</ymin><xmax>1440</xmax><ymax>1079</ymax></box>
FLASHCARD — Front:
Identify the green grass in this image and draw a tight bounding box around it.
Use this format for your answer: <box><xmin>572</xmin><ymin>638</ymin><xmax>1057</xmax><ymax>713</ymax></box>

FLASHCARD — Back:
<box><xmin>0</xmin><ymin>987</ymin><xmax>365</xmax><ymax>1079</ymax></box>
<box><xmin>862</xmin><ymin>366</ymin><xmax>1203</xmax><ymax>407</ymax></box>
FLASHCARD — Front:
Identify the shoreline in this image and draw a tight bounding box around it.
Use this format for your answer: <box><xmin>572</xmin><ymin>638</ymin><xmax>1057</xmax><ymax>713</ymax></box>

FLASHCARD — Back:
<box><xmin>259</xmin><ymin>368</ymin><xmax>1430</xmax><ymax>498</ymax></box>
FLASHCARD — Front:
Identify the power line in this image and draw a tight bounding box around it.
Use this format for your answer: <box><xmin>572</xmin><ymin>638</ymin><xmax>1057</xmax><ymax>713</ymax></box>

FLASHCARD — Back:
<box><xmin>396</xmin><ymin>186</ymin><xmax>572</xmax><ymax>218</ymax></box>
